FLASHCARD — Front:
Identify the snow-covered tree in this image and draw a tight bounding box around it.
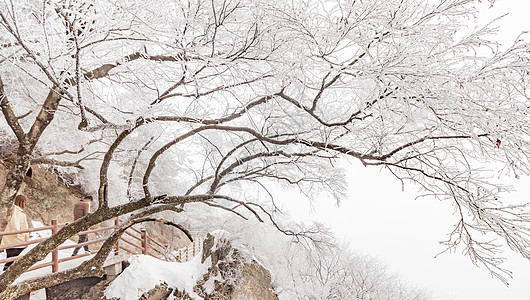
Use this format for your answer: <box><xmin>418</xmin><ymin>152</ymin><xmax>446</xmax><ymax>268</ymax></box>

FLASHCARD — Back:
<box><xmin>1</xmin><ymin>0</ymin><xmax>529</xmax><ymax>297</ymax></box>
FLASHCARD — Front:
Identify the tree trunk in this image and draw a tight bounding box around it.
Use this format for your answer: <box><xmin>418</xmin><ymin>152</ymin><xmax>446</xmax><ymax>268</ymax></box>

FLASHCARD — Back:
<box><xmin>0</xmin><ymin>144</ymin><xmax>32</xmax><ymax>234</ymax></box>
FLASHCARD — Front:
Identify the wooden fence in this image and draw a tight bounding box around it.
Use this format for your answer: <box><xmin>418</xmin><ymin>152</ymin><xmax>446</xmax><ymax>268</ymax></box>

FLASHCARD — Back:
<box><xmin>0</xmin><ymin>217</ymin><xmax>198</xmax><ymax>274</ymax></box>
<box><xmin>175</xmin><ymin>238</ymin><xmax>203</xmax><ymax>263</ymax></box>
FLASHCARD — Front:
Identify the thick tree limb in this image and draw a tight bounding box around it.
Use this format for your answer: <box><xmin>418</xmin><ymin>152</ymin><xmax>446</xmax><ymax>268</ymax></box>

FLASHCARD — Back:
<box><xmin>26</xmin><ymin>87</ymin><xmax>62</xmax><ymax>149</ymax></box>
<box><xmin>0</xmin><ymin>76</ymin><xmax>26</xmax><ymax>143</ymax></box>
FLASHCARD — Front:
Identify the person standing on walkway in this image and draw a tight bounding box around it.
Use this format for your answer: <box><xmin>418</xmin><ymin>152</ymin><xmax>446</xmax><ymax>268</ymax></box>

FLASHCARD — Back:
<box><xmin>1</xmin><ymin>195</ymin><xmax>30</xmax><ymax>271</ymax></box>
<box><xmin>71</xmin><ymin>195</ymin><xmax>92</xmax><ymax>256</ymax></box>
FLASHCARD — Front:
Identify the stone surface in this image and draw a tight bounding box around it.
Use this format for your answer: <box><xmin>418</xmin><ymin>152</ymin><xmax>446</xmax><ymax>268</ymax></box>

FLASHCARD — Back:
<box><xmin>29</xmin><ymin>289</ymin><xmax>46</xmax><ymax>300</ymax></box>
<box><xmin>138</xmin><ymin>282</ymin><xmax>173</xmax><ymax>300</ymax></box>
<box><xmin>22</xmin><ymin>165</ymin><xmax>84</xmax><ymax>226</ymax></box>
<box><xmin>171</xmin><ymin>289</ymin><xmax>194</xmax><ymax>300</ymax></box>
<box><xmin>104</xmin><ymin>261</ymin><xmax>123</xmax><ymax>280</ymax></box>
<box><xmin>45</xmin><ymin>276</ymin><xmax>107</xmax><ymax>300</ymax></box>
<box><xmin>233</xmin><ymin>262</ymin><xmax>278</xmax><ymax>300</ymax></box>
<box><xmin>0</xmin><ymin>162</ymin><xmax>7</xmax><ymax>193</ymax></box>
<box><xmin>0</xmin><ymin>162</ymin><xmax>84</xmax><ymax>226</ymax></box>
<box><xmin>192</xmin><ymin>233</ymin><xmax>279</xmax><ymax>300</ymax></box>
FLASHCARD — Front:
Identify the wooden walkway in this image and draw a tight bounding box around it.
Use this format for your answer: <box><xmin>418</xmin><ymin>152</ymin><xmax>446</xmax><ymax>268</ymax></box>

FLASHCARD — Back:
<box><xmin>0</xmin><ymin>217</ymin><xmax>203</xmax><ymax>277</ymax></box>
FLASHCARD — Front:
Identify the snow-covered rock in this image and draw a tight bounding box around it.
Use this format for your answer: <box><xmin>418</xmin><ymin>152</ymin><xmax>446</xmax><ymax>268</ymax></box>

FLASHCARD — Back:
<box><xmin>104</xmin><ymin>230</ymin><xmax>278</xmax><ymax>300</ymax></box>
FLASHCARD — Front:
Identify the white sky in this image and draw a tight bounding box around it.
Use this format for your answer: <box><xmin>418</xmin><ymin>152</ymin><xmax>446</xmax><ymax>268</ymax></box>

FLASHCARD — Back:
<box><xmin>286</xmin><ymin>161</ymin><xmax>530</xmax><ymax>300</ymax></box>
<box><xmin>283</xmin><ymin>1</ymin><xmax>530</xmax><ymax>299</ymax></box>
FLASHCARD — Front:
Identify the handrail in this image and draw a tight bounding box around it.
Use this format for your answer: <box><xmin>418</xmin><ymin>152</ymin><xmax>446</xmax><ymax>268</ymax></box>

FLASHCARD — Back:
<box><xmin>0</xmin><ymin>226</ymin><xmax>53</xmax><ymax>237</ymax></box>
<box><xmin>141</xmin><ymin>229</ymin><xmax>148</xmax><ymax>255</ymax></box>
<box><xmin>0</xmin><ymin>237</ymin><xmax>48</xmax><ymax>252</ymax></box>
<box><xmin>147</xmin><ymin>236</ymin><xmax>165</xmax><ymax>250</ymax></box>
<box><xmin>128</xmin><ymin>226</ymin><xmax>143</xmax><ymax>236</ymax></box>
<box><xmin>149</xmin><ymin>244</ymin><xmax>166</xmax><ymax>256</ymax></box>
<box><xmin>0</xmin><ymin>217</ymin><xmax>202</xmax><ymax>276</ymax></box>
<box><xmin>118</xmin><ymin>245</ymin><xmax>138</xmax><ymax>255</ymax></box>
<box><xmin>147</xmin><ymin>235</ymin><xmax>166</xmax><ymax>249</ymax></box>
<box><xmin>123</xmin><ymin>230</ymin><xmax>142</xmax><ymax>242</ymax></box>
<box><xmin>146</xmin><ymin>250</ymin><xmax>160</xmax><ymax>258</ymax></box>
<box><xmin>119</xmin><ymin>236</ymin><xmax>141</xmax><ymax>250</ymax></box>
<box><xmin>0</xmin><ymin>255</ymin><xmax>20</xmax><ymax>264</ymax></box>
<box><xmin>175</xmin><ymin>238</ymin><xmax>203</xmax><ymax>263</ymax></box>
<box><xmin>26</xmin><ymin>261</ymin><xmax>54</xmax><ymax>272</ymax></box>
<box><xmin>58</xmin><ymin>253</ymin><xmax>90</xmax><ymax>264</ymax></box>
<box><xmin>57</xmin><ymin>237</ymin><xmax>107</xmax><ymax>251</ymax></box>
<box><xmin>76</xmin><ymin>225</ymin><xmax>116</xmax><ymax>236</ymax></box>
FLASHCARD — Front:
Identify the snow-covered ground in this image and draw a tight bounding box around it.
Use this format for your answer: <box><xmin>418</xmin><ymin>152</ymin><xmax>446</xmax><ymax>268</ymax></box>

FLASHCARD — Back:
<box><xmin>106</xmin><ymin>231</ymin><xmax>230</xmax><ymax>300</ymax></box>
<box><xmin>105</xmin><ymin>254</ymin><xmax>207</xmax><ymax>300</ymax></box>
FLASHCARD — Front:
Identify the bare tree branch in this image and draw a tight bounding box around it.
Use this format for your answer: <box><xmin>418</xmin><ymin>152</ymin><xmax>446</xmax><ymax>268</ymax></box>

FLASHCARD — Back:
<box><xmin>31</xmin><ymin>158</ymin><xmax>84</xmax><ymax>169</ymax></box>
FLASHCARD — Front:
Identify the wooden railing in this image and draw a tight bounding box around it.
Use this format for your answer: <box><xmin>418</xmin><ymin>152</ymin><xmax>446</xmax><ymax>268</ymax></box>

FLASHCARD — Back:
<box><xmin>0</xmin><ymin>217</ymin><xmax>198</xmax><ymax>274</ymax></box>
<box><xmin>117</xmin><ymin>224</ymin><xmax>169</xmax><ymax>259</ymax></box>
<box><xmin>175</xmin><ymin>238</ymin><xmax>203</xmax><ymax>263</ymax></box>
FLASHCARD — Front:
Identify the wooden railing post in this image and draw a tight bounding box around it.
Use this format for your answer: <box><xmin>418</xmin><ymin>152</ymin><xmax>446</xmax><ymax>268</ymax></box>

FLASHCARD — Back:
<box><xmin>114</xmin><ymin>217</ymin><xmax>120</xmax><ymax>255</ymax></box>
<box><xmin>141</xmin><ymin>229</ymin><xmax>148</xmax><ymax>255</ymax></box>
<box><xmin>51</xmin><ymin>219</ymin><xmax>59</xmax><ymax>273</ymax></box>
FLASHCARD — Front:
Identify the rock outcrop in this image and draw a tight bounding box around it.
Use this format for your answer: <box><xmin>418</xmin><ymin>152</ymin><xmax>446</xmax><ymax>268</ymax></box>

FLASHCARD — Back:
<box><xmin>106</xmin><ymin>231</ymin><xmax>279</xmax><ymax>300</ymax></box>
<box><xmin>0</xmin><ymin>162</ymin><xmax>84</xmax><ymax>226</ymax></box>
<box><xmin>138</xmin><ymin>282</ymin><xmax>173</xmax><ymax>300</ymax></box>
<box><xmin>192</xmin><ymin>232</ymin><xmax>278</xmax><ymax>300</ymax></box>
<box><xmin>156</xmin><ymin>231</ymin><xmax>278</xmax><ymax>300</ymax></box>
